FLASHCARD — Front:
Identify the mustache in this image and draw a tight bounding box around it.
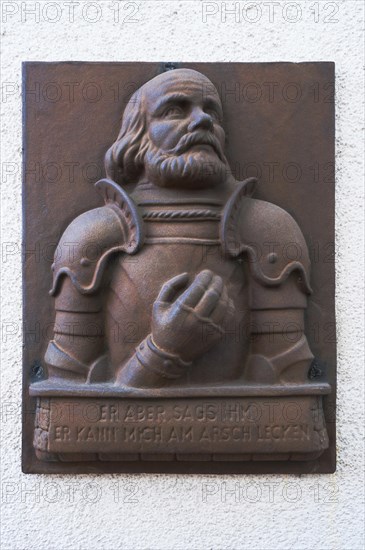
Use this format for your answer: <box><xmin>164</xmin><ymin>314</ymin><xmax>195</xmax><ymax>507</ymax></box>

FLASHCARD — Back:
<box><xmin>165</xmin><ymin>131</ymin><xmax>225</xmax><ymax>162</ymax></box>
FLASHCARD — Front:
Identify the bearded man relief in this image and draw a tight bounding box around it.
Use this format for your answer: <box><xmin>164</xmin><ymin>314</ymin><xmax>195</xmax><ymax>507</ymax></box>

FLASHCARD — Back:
<box><xmin>46</xmin><ymin>68</ymin><xmax>315</xmax><ymax>388</ymax></box>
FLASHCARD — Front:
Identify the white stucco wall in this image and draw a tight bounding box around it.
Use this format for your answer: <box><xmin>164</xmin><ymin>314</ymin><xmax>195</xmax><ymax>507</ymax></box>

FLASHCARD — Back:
<box><xmin>1</xmin><ymin>1</ymin><xmax>364</xmax><ymax>549</ymax></box>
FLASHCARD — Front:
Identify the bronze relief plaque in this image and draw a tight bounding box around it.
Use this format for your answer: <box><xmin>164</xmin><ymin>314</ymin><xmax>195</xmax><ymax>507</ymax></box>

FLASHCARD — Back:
<box><xmin>23</xmin><ymin>62</ymin><xmax>336</xmax><ymax>473</ymax></box>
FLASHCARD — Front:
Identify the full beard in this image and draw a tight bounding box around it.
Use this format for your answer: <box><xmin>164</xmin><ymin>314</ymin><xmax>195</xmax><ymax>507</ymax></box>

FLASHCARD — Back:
<box><xmin>143</xmin><ymin>141</ymin><xmax>229</xmax><ymax>190</ymax></box>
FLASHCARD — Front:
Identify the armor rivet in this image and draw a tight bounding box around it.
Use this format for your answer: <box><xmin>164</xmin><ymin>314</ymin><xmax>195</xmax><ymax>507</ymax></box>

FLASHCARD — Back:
<box><xmin>268</xmin><ymin>253</ymin><xmax>278</xmax><ymax>263</ymax></box>
<box><xmin>80</xmin><ymin>257</ymin><xmax>91</xmax><ymax>266</ymax></box>
<box><xmin>164</xmin><ymin>360</ymin><xmax>173</xmax><ymax>369</ymax></box>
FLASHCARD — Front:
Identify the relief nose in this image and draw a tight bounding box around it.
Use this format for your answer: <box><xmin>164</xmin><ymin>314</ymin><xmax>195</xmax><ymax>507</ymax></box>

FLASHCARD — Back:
<box><xmin>188</xmin><ymin>109</ymin><xmax>214</xmax><ymax>133</ymax></box>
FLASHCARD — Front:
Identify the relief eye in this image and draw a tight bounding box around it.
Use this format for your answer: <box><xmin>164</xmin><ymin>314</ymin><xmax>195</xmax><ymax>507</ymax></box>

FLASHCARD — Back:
<box><xmin>205</xmin><ymin>108</ymin><xmax>221</xmax><ymax>122</ymax></box>
<box><xmin>163</xmin><ymin>106</ymin><xmax>184</xmax><ymax>117</ymax></box>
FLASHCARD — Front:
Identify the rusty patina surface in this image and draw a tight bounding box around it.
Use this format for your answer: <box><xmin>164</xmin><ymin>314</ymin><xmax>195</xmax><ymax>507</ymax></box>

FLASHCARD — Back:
<box><xmin>23</xmin><ymin>63</ymin><xmax>335</xmax><ymax>473</ymax></box>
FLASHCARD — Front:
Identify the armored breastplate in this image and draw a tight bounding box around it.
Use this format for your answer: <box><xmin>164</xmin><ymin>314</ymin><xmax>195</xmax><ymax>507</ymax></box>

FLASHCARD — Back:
<box><xmin>105</xmin><ymin>192</ymin><xmax>250</xmax><ymax>384</ymax></box>
<box><xmin>48</xmin><ymin>178</ymin><xmax>312</xmax><ymax>386</ymax></box>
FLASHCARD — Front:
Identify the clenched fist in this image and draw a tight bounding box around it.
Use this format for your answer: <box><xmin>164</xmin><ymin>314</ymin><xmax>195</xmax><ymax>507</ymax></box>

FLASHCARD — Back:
<box><xmin>151</xmin><ymin>269</ymin><xmax>235</xmax><ymax>363</ymax></box>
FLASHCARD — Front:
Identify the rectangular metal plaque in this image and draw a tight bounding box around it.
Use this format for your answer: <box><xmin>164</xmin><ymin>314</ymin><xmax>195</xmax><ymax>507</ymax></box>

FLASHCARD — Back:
<box><xmin>23</xmin><ymin>62</ymin><xmax>336</xmax><ymax>473</ymax></box>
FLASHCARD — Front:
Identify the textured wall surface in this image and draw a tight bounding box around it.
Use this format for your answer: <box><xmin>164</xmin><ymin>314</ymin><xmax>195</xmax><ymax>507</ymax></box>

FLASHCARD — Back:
<box><xmin>1</xmin><ymin>1</ymin><xmax>364</xmax><ymax>549</ymax></box>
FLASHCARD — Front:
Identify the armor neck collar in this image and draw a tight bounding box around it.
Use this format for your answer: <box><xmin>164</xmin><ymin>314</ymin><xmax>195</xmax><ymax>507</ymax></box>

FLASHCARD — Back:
<box><xmin>131</xmin><ymin>180</ymin><xmax>235</xmax><ymax>208</ymax></box>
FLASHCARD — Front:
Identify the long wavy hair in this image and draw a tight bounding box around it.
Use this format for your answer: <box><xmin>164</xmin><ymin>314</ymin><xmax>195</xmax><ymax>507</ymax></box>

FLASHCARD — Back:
<box><xmin>104</xmin><ymin>87</ymin><xmax>149</xmax><ymax>186</ymax></box>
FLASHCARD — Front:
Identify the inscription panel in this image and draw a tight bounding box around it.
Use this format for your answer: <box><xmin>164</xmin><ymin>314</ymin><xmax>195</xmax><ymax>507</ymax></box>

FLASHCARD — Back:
<box><xmin>34</xmin><ymin>397</ymin><xmax>328</xmax><ymax>456</ymax></box>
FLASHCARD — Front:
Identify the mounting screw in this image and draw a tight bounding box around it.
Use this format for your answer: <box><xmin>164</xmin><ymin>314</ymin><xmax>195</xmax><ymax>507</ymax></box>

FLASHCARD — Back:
<box><xmin>159</xmin><ymin>62</ymin><xmax>181</xmax><ymax>74</ymax></box>
<box><xmin>30</xmin><ymin>360</ymin><xmax>44</xmax><ymax>381</ymax></box>
<box><xmin>308</xmin><ymin>359</ymin><xmax>323</xmax><ymax>380</ymax></box>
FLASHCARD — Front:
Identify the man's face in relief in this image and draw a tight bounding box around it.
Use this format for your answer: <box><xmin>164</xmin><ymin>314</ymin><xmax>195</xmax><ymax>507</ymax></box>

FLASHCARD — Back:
<box><xmin>142</xmin><ymin>70</ymin><xmax>228</xmax><ymax>189</ymax></box>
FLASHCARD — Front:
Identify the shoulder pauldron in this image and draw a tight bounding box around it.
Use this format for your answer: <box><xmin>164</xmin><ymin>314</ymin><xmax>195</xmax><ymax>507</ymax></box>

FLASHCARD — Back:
<box><xmin>50</xmin><ymin>179</ymin><xmax>144</xmax><ymax>296</ymax></box>
<box><xmin>220</xmin><ymin>179</ymin><xmax>312</xmax><ymax>294</ymax></box>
